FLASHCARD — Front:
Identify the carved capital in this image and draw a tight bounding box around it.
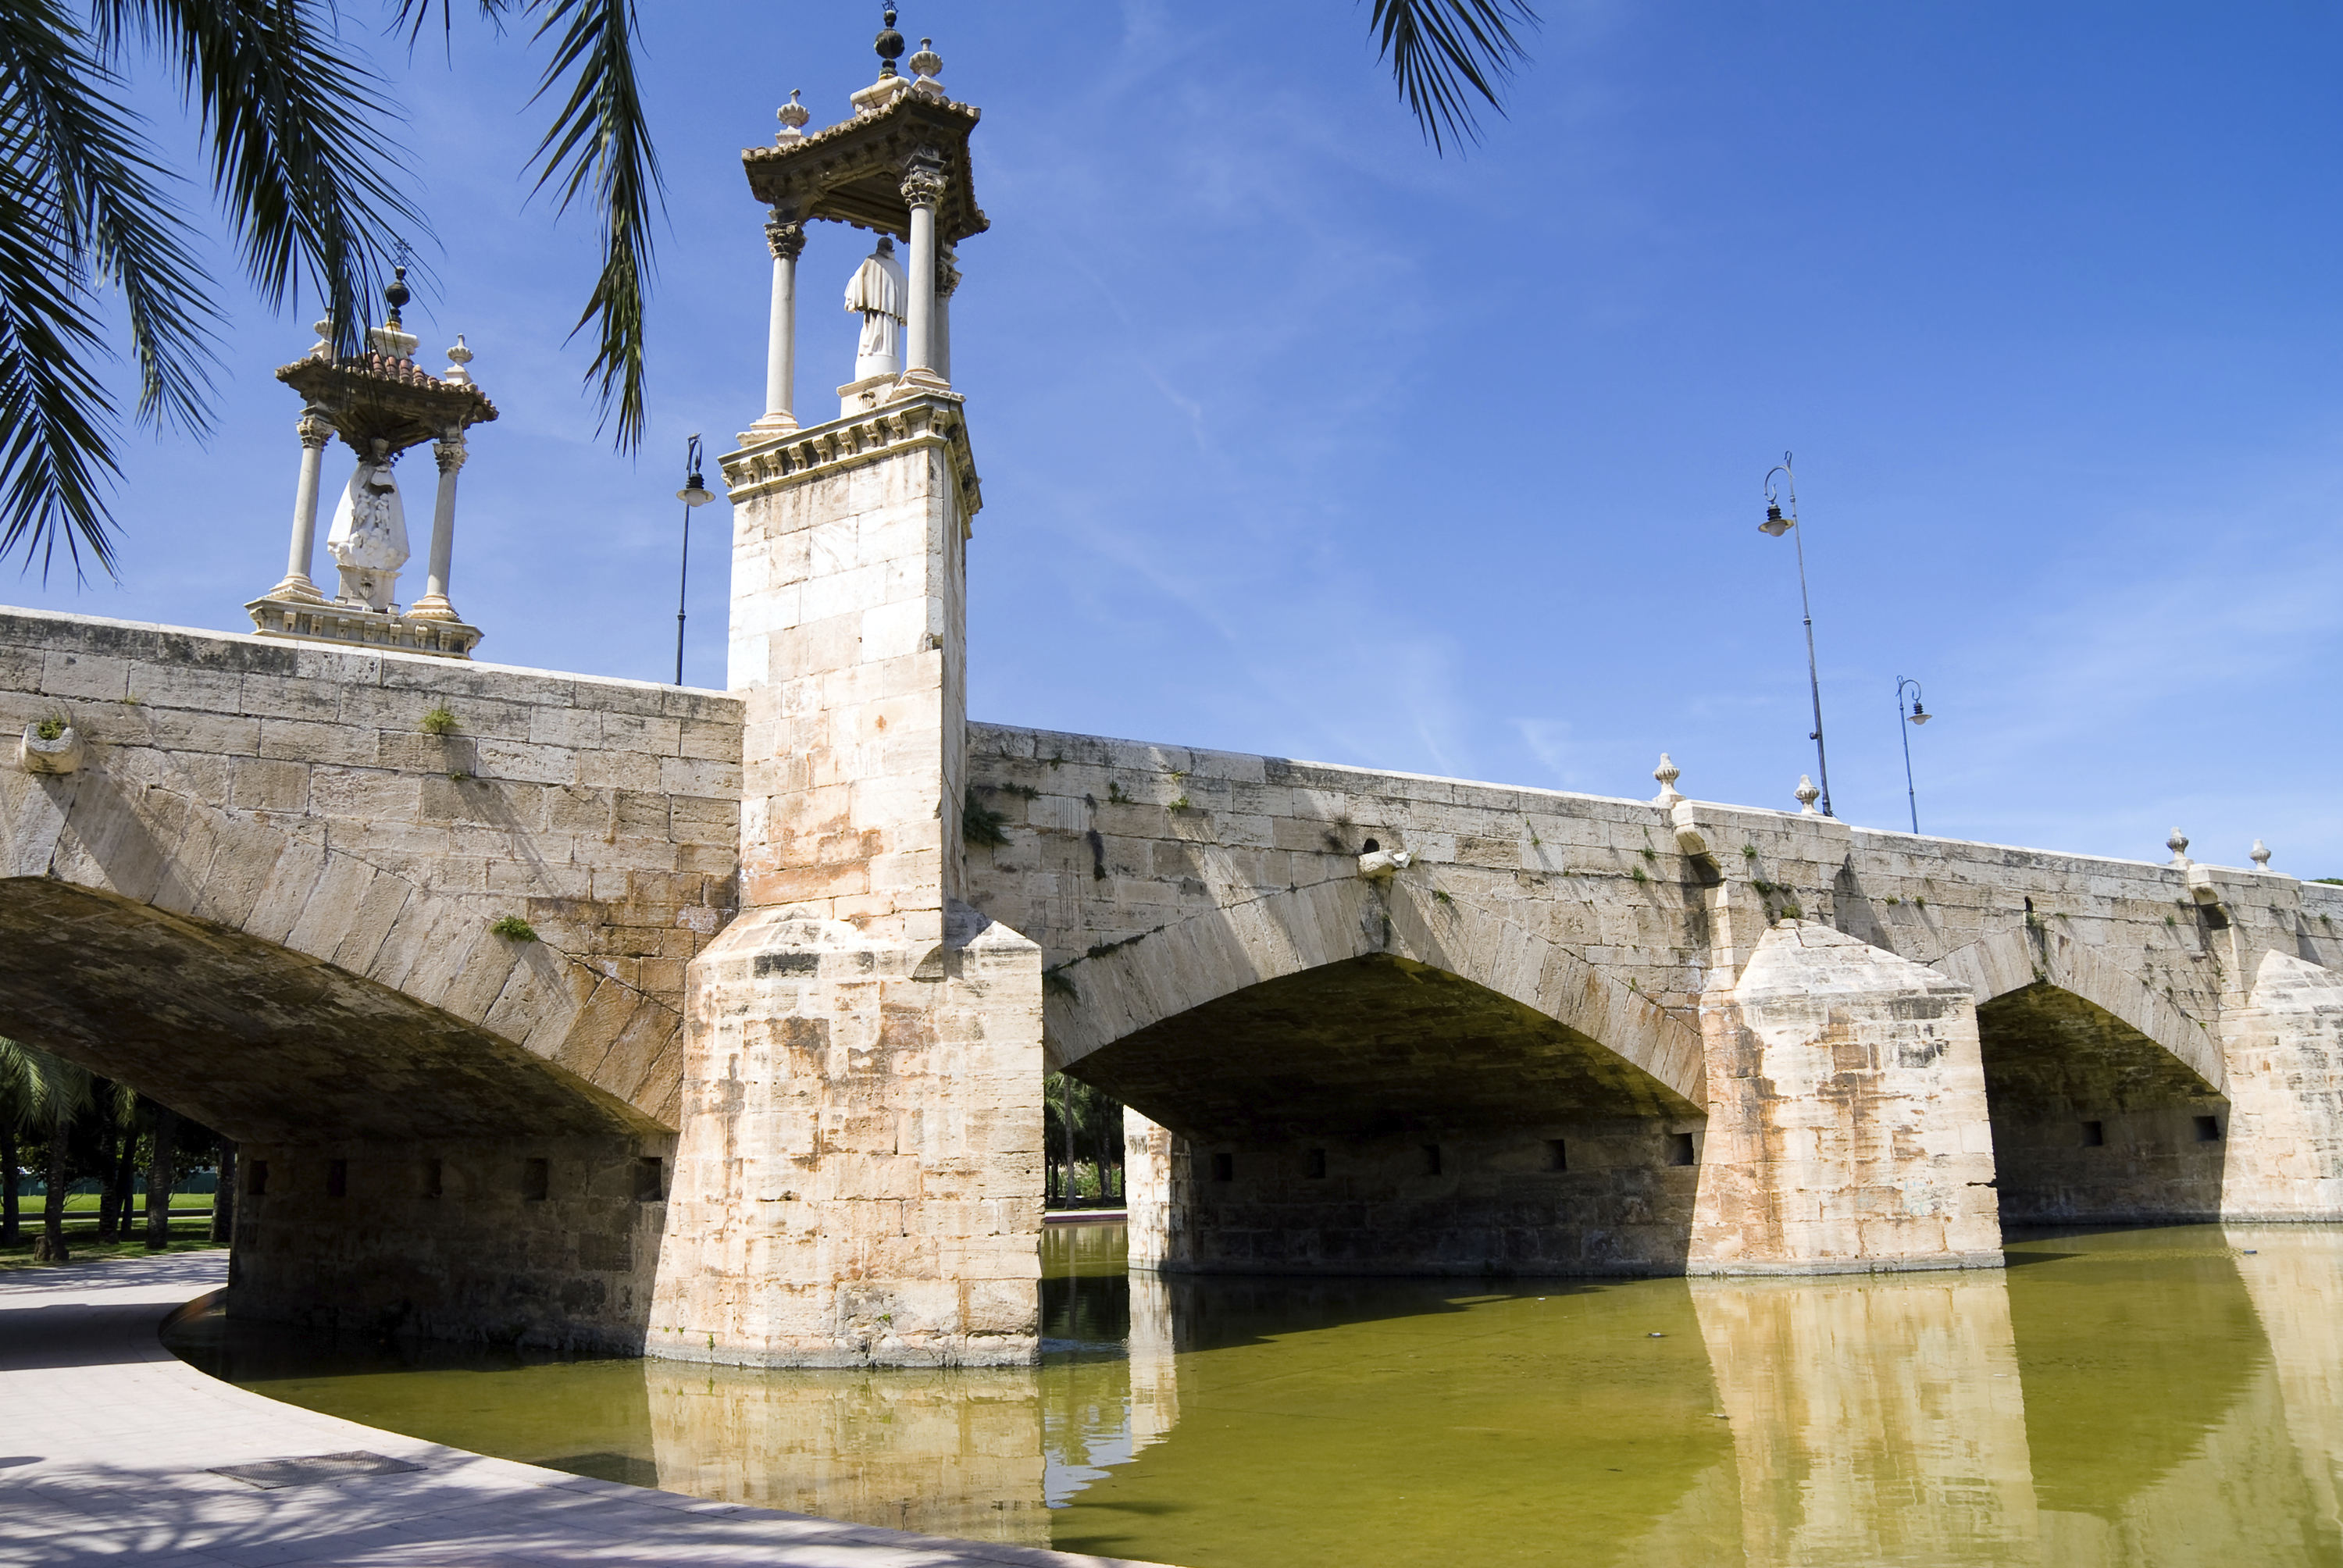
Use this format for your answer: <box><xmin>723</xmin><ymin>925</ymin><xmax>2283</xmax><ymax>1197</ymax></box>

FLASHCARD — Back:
<box><xmin>433</xmin><ymin>429</ymin><xmax>468</xmax><ymax>476</ymax></box>
<box><xmin>937</xmin><ymin>244</ymin><xmax>961</xmax><ymax>299</ymax></box>
<box><xmin>296</xmin><ymin>408</ymin><xmax>333</xmax><ymax>450</ymax></box>
<box><xmin>899</xmin><ymin>151</ymin><xmax>947</xmax><ymax>210</ymax></box>
<box><xmin>765</xmin><ymin>217</ymin><xmax>806</xmax><ymax>262</ymax></box>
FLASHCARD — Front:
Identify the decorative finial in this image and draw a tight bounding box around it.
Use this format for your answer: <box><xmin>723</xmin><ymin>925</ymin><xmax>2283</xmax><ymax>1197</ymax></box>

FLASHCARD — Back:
<box><xmin>776</xmin><ymin>88</ymin><xmax>810</xmax><ymax>144</ymax></box>
<box><xmin>2168</xmin><ymin>828</ymin><xmax>2191</xmax><ymax>868</ymax></box>
<box><xmin>876</xmin><ymin>5</ymin><xmax>904</xmax><ymax>77</ymax></box>
<box><xmin>383</xmin><ymin>264</ymin><xmax>410</xmax><ymax>328</ymax></box>
<box><xmin>1652</xmin><ymin>754</ymin><xmax>1684</xmax><ymax>809</ymax></box>
<box><xmin>443</xmin><ymin>333</ymin><xmax>473</xmax><ymax>386</ymax></box>
<box><xmin>309</xmin><ymin>317</ymin><xmax>333</xmax><ymax>359</ymax></box>
<box><xmin>2252</xmin><ymin>838</ymin><xmax>2273</xmax><ymax>871</ymax></box>
<box><xmin>1795</xmin><ymin>775</ymin><xmax>1822</xmax><ymax>814</ymax></box>
<box><xmin>909</xmin><ymin>35</ymin><xmax>943</xmax><ymax>79</ymax></box>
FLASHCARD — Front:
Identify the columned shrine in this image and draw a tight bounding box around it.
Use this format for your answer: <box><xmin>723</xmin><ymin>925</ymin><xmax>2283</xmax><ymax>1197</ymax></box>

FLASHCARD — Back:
<box><xmin>244</xmin><ymin>269</ymin><xmax>496</xmax><ymax>659</ymax></box>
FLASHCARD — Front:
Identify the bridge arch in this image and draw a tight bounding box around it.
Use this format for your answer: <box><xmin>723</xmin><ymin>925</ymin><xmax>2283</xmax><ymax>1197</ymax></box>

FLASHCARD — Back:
<box><xmin>1933</xmin><ymin>925</ymin><xmax>2227</xmax><ymax>1221</ymax></box>
<box><xmin>1043</xmin><ymin>876</ymin><xmax>1704</xmax><ymax>1106</ymax></box>
<box><xmin>1043</xmin><ymin>878</ymin><xmax>1707</xmax><ymax>1277</ymax></box>
<box><xmin>2</xmin><ymin>764</ymin><xmax>680</xmax><ymax>1347</ymax></box>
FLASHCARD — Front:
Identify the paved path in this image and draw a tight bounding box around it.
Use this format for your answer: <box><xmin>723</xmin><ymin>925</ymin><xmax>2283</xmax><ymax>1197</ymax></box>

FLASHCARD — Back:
<box><xmin>0</xmin><ymin>1253</ymin><xmax>1168</xmax><ymax>1567</ymax></box>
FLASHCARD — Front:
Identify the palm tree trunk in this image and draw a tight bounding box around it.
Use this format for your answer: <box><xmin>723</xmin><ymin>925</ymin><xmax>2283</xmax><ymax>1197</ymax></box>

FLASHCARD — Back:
<box><xmin>34</xmin><ymin>1114</ymin><xmax>69</xmax><ymax>1262</ymax></box>
<box><xmin>211</xmin><ymin>1142</ymin><xmax>235</xmax><ymax>1245</ymax></box>
<box><xmin>111</xmin><ymin>1113</ymin><xmax>136</xmax><ymax>1229</ymax></box>
<box><xmin>99</xmin><ymin>1104</ymin><xmax>133</xmax><ymax>1243</ymax></box>
<box><xmin>145</xmin><ymin>1107</ymin><xmax>177</xmax><ymax>1251</ymax></box>
<box><xmin>2</xmin><ymin>1124</ymin><xmax>19</xmax><ymax>1245</ymax></box>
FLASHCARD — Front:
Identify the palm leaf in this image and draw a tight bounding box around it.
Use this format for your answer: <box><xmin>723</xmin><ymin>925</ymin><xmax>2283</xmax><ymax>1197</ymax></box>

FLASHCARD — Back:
<box><xmin>95</xmin><ymin>0</ymin><xmax>426</xmax><ymax>358</ymax></box>
<box><xmin>520</xmin><ymin>0</ymin><xmax>661</xmax><ymax>451</ymax></box>
<box><xmin>0</xmin><ymin>1037</ymin><xmax>92</xmax><ymax>1128</ymax></box>
<box><xmin>0</xmin><ymin>0</ymin><xmax>221</xmax><ymax>576</ymax></box>
<box><xmin>387</xmin><ymin>0</ymin><xmax>659</xmax><ymax>451</ymax></box>
<box><xmin>0</xmin><ymin>0</ymin><xmax>213</xmax><ymax>433</ymax></box>
<box><xmin>1368</xmin><ymin>0</ymin><xmax>1539</xmax><ymax>154</ymax></box>
<box><xmin>0</xmin><ymin>90</ymin><xmax>127</xmax><ymax>579</ymax></box>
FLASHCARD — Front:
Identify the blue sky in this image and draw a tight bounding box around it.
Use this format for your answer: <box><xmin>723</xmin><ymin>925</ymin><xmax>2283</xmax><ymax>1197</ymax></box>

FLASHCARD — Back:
<box><xmin>18</xmin><ymin>2</ymin><xmax>2343</xmax><ymax>872</ymax></box>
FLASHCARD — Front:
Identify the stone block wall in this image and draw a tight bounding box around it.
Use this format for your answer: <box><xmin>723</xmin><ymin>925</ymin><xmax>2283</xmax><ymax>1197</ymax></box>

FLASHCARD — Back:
<box><xmin>650</xmin><ymin>901</ymin><xmax>1043</xmax><ymax>1367</ymax></box>
<box><xmin>229</xmin><ymin>1130</ymin><xmax>676</xmax><ymax>1352</ymax></box>
<box><xmin>0</xmin><ymin>607</ymin><xmax>743</xmax><ymax>1128</ymax></box>
<box><xmin>1147</xmin><ymin>1120</ymin><xmax>1703</xmax><ymax>1277</ymax></box>
<box><xmin>654</xmin><ymin>404</ymin><xmax>1041</xmax><ymax>1368</ymax></box>
<box><xmin>724</xmin><ymin>402</ymin><xmax>976</xmax><ymax>938</ymax></box>
<box><xmin>985</xmin><ymin>729</ymin><xmax>2343</xmax><ymax>1275</ymax></box>
<box><xmin>1692</xmin><ymin>923</ymin><xmax>2002</xmax><ymax>1272</ymax></box>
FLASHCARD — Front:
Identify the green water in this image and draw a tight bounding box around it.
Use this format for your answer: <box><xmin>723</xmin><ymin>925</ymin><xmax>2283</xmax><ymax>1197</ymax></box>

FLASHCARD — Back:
<box><xmin>165</xmin><ymin>1223</ymin><xmax>2343</xmax><ymax>1566</ymax></box>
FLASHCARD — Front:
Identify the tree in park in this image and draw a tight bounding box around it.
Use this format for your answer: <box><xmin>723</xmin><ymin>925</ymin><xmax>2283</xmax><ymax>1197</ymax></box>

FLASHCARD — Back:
<box><xmin>0</xmin><ymin>0</ymin><xmax>1535</xmax><ymax>579</ymax></box>
<box><xmin>0</xmin><ymin>1036</ymin><xmax>92</xmax><ymax>1261</ymax></box>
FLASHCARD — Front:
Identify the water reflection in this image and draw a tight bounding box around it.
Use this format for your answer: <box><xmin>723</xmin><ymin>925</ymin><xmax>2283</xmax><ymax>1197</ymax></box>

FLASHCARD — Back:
<box><xmin>1689</xmin><ymin>1270</ymin><xmax>2036</xmax><ymax>1566</ymax></box>
<box><xmin>168</xmin><ymin>1222</ymin><xmax>2343</xmax><ymax>1567</ymax></box>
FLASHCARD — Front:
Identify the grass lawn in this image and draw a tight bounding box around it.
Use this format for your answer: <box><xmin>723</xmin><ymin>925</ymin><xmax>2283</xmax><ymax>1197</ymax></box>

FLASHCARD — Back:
<box><xmin>0</xmin><ymin>1218</ymin><xmax>224</xmax><ymax>1271</ymax></box>
<box><xmin>48</xmin><ymin>1192</ymin><xmax>216</xmax><ymax>1213</ymax></box>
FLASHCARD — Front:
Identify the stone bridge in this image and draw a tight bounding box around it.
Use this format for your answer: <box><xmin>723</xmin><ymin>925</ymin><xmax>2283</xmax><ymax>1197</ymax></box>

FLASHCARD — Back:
<box><xmin>5</xmin><ymin>38</ymin><xmax>2343</xmax><ymax>1368</ymax></box>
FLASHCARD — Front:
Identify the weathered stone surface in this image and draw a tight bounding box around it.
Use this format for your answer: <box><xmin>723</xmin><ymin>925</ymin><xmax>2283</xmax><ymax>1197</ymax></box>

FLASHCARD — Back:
<box><xmin>0</xmin><ymin>607</ymin><xmax>738</xmax><ymax>1349</ymax></box>
<box><xmin>654</xmin><ymin>401</ymin><xmax>1039</xmax><ymax>1367</ymax></box>
<box><xmin>1692</xmin><ymin>921</ymin><xmax>2001</xmax><ymax>1272</ymax></box>
<box><xmin>651</xmin><ymin>899</ymin><xmax>1042</xmax><ymax>1367</ymax></box>
<box><xmin>230</xmin><ymin>1131</ymin><xmax>672</xmax><ymax>1352</ymax></box>
<box><xmin>15</xmin><ymin>413</ymin><xmax>2343</xmax><ymax>1349</ymax></box>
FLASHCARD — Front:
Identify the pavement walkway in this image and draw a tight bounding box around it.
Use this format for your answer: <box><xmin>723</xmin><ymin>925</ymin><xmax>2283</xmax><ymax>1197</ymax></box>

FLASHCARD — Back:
<box><xmin>0</xmin><ymin>1252</ymin><xmax>1168</xmax><ymax>1568</ymax></box>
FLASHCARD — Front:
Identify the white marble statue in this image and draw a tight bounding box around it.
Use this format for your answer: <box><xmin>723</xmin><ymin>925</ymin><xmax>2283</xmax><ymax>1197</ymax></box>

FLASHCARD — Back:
<box><xmin>844</xmin><ymin>236</ymin><xmax>906</xmax><ymax>380</ymax></box>
<box><xmin>325</xmin><ymin>440</ymin><xmax>410</xmax><ymax>611</ymax></box>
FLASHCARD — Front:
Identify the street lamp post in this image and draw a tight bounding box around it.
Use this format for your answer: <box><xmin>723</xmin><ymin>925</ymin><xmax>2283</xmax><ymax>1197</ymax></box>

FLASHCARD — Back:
<box><xmin>1760</xmin><ymin>451</ymin><xmax>1832</xmax><ymax>816</ymax></box>
<box><xmin>1895</xmin><ymin>675</ymin><xmax>1931</xmax><ymax>834</ymax></box>
<box><xmin>673</xmin><ymin>433</ymin><xmax>716</xmax><ymax>685</ymax></box>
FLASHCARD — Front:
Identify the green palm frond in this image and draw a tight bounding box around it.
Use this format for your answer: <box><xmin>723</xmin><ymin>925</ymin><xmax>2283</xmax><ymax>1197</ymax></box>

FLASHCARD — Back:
<box><xmin>0</xmin><ymin>0</ymin><xmax>419</xmax><ymax>579</ymax></box>
<box><xmin>0</xmin><ymin>0</ymin><xmax>211</xmax><ymax>577</ymax></box>
<box><xmin>95</xmin><ymin>0</ymin><xmax>425</xmax><ymax>355</ymax></box>
<box><xmin>1368</xmin><ymin>0</ymin><xmax>1539</xmax><ymax>154</ymax></box>
<box><xmin>0</xmin><ymin>109</ymin><xmax>127</xmax><ymax>581</ymax></box>
<box><xmin>0</xmin><ymin>1036</ymin><xmax>92</xmax><ymax>1130</ymax></box>
<box><xmin>390</xmin><ymin>0</ymin><xmax>659</xmax><ymax>450</ymax></box>
<box><xmin>520</xmin><ymin>0</ymin><xmax>661</xmax><ymax>451</ymax></box>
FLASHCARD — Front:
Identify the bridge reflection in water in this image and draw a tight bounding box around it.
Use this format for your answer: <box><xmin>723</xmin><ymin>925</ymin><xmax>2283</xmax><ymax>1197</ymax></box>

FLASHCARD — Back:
<box><xmin>171</xmin><ymin>1222</ymin><xmax>2343</xmax><ymax>1566</ymax></box>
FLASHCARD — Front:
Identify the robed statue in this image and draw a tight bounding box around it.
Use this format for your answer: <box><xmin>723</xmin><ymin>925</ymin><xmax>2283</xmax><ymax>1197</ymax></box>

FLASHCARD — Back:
<box><xmin>326</xmin><ymin>439</ymin><xmax>410</xmax><ymax>611</ymax></box>
<box><xmin>845</xmin><ymin>236</ymin><xmax>906</xmax><ymax>381</ymax></box>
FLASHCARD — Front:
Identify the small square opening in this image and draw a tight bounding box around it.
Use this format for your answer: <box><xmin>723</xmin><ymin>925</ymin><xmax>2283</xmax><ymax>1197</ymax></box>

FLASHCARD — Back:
<box><xmin>1304</xmin><ymin>1148</ymin><xmax>1327</xmax><ymax>1179</ymax></box>
<box><xmin>1421</xmin><ymin>1144</ymin><xmax>1443</xmax><ymax>1176</ymax></box>
<box><xmin>1210</xmin><ymin>1152</ymin><xmax>1234</xmax><ymax>1183</ymax></box>
<box><xmin>246</xmin><ymin>1160</ymin><xmax>269</xmax><ymax>1196</ymax></box>
<box><xmin>326</xmin><ymin>1160</ymin><xmax>348</xmax><ymax>1199</ymax></box>
<box><xmin>522</xmin><ymin>1157</ymin><xmax>550</xmax><ymax>1202</ymax></box>
<box><xmin>1547</xmin><ymin>1139</ymin><xmax>1568</xmax><ymax>1173</ymax></box>
<box><xmin>423</xmin><ymin>1159</ymin><xmax>444</xmax><ymax>1199</ymax></box>
<box><xmin>2082</xmin><ymin>1121</ymin><xmax>2106</xmax><ymax>1147</ymax></box>
<box><xmin>2195</xmin><ymin>1115</ymin><xmax>2224</xmax><ymax>1142</ymax></box>
<box><xmin>633</xmin><ymin>1156</ymin><xmax>665</xmax><ymax>1202</ymax></box>
<box><xmin>1667</xmin><ymin>1132</ymin><xmax>1696</xmax><ymax>1167</ymax></box>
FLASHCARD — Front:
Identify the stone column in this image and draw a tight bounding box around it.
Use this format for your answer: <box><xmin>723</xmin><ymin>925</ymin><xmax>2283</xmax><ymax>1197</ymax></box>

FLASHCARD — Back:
<box><xmin>266</xmin><ymin>408</ymin><xmax>333</xmax><ymax>604</ymax></box>
<box><xmin>1122</xmin><ymin>1107</ymin><xmax>1186</xmax><ymax>1271</ymax></box>
<box><xmin>936</xmin><ymin>244</ymin><xmax>959</xmax><ymax>387</ymax></box>
<box><xmin>899</xmin><ymin>156</ymin><xmax>948</xmax><ymax>390</ymax></box>
<box><xmin>1689</xmin><ymin>921</ymin><xmax>2003</xmax><ymax>1272</ymax></box>
<box><xmin>652</xmin><ymin>394</ymin><xmax>1043</xmax><ymax>1369</ymax></box>
<box><xmin>408</xmin><ymin>428</ymin><xmax>466</xmax><ymax>622</ymax></box>
<box><xmin>750</xmin><ymin>215</ymin><xmax>804</xmax><ymax>437</ymax></box>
